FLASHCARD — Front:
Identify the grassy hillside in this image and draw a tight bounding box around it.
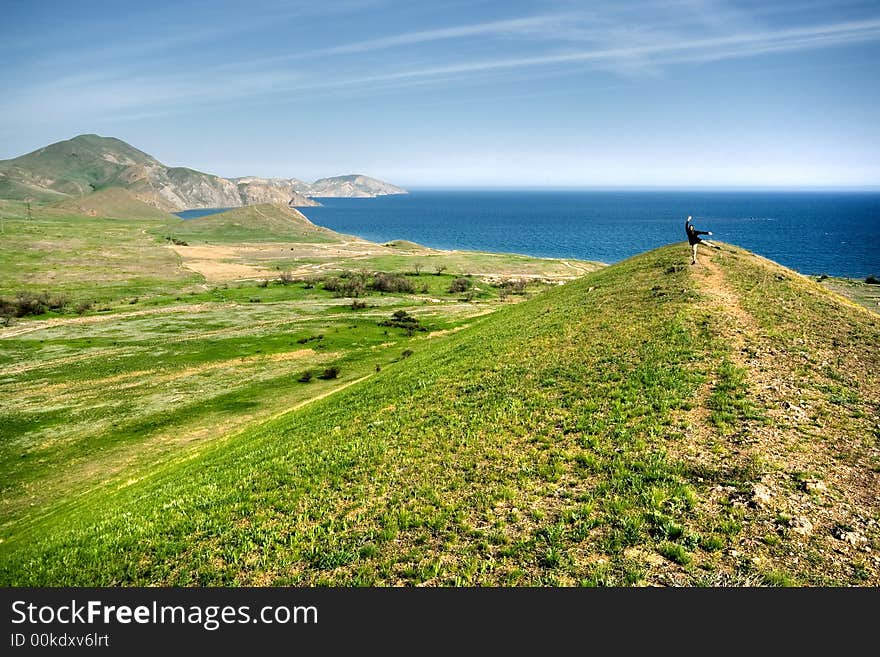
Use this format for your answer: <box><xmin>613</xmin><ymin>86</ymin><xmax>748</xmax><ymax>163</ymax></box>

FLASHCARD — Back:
<box><xmin>0</xmin><ymin>199</ymin><xmax>200</xmax><ymax>304</ymax></box>
<box><xmin>2</xmin><ymin>244</ymin><xmax>876</xmax><ymax>585</ymax></box>
<box><xmin>0</xmin><ymin>176</ymin><xmax>69</xmax><ymax>203</ymax></box>
<box><xmin>0</xmin><ymin>134</ymin><xmax>157</xmax><ymax>199</ymax></box>
<box><xmin>162</xmin><ymin>204</ymin><xmax>346</xmax><ymax>244</ymax></box>
<box><xmin>53</xmin><ymin>187</ymin><xmax>176</xmax><ymax>221</ymax></box>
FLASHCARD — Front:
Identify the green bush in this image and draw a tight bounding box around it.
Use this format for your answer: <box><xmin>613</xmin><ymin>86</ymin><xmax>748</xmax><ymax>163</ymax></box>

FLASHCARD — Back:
<box><xmin>318</xmin><ymin>366</ymin><xmax>340</xmax><ymax>380</ymax></box>
<box><xmin>448</xmin><ymin>278</ymin><xmax>472</xmax><ymax>293</ymax></box>
<box><xmin>0</xmin><ymin>291</ymin><xmax>69</xmax><ymax>318</ymax></box>
<box><xmin>370</xmin><ymin>273</ymin><xmax>415</xmax><ymax>293</ymax></box>
<box><xmin>324</xmin><ymin>275</ymin><xmax>367</xmax><ymax>297</ymax></box>
<box><xmin>379</xmin><ymin>310</ymin><xmax>426</xmax><ymax>334</ymax></box>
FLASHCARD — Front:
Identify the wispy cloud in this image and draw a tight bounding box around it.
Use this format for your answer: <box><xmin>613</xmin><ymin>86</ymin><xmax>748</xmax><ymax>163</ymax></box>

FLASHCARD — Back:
<box><xmin>213</xmin><ymin>12</ymin><xmax>583</xmax><ymax>72</ymax></box>
<box><xmin>4</xmin><ymin>4</ymin><xmax>880</xmax><ymax>124</ymax></box>
<box><xmin>290</xmin><ymin>17</ymin><xmax>880</xmax><ymax>89</ymax></box>
<box><xmin>311</xmin><ymin>13</ymin><xmax>577</xmax><ymax>56</ymax></box>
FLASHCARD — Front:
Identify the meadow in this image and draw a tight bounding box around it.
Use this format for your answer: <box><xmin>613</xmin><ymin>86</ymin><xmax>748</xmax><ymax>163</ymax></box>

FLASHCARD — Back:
<box><xmin>1</xmin><ymin>200</ymin><xmax>877</xmax><ymax>586</ymax></box>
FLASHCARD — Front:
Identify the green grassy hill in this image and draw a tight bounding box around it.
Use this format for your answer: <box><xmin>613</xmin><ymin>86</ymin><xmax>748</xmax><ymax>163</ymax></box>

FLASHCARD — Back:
<box><xmin>0</xmin><ymin>134</ymin><xmax>158</xmax><ymax>199</ymax></box>
<box><xmin>162</xmin><ymin>203</ymin><xmax>348</xmax><ymax>243</ymax></box>
<box><xmin>53</xmin><ymin>187</ymin><xmax>176</xmax><ymax>221</ymax></box>
<box><xmin>1</xmin><ymin>244</ymin><xmax>877</xmax><ymax>586</ymax></box>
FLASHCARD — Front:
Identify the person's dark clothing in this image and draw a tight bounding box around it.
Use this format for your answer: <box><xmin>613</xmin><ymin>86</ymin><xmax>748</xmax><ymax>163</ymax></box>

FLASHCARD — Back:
<box><xmin>685</xmin><ymin>219</ymin><xmax>709</xmax><ymax>245</ymax></box>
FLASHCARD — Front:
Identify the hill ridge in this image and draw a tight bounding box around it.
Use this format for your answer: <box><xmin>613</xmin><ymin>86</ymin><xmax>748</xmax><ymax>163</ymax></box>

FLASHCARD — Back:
<box><xmin>163</xmin><ymin>202</ymin><xmax>348</xmax><ymax>244</ymax></box>
<box><xmin>1</xmin><ymin>244</ymin><xmax>877</xmax><ymax>586</ymax></box>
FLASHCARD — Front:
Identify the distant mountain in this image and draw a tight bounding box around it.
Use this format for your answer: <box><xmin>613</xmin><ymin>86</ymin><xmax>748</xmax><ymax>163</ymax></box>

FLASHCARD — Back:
<box><xmin>308</xmin><ymin>174</ymin><xmax>407</xmax><ymax>197</ymax></box>
<box><xmin>0</xmin><ymin>135</ymin><xmax>406</xmax><ymax>211</ymax></box>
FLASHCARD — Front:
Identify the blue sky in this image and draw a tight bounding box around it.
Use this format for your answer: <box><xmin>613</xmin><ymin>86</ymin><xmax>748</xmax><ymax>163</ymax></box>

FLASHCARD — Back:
<box><xmin>1</xmin><ymin>0</ymin><xmax>879</xmax><ymax>187</ymax></box>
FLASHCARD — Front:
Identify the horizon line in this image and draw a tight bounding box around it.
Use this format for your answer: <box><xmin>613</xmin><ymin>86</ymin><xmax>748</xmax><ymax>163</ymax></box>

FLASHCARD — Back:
<box><xmin>402</xmin><ymin>185</ymin><xmax>880</xmax><ymax>192</ymax></box>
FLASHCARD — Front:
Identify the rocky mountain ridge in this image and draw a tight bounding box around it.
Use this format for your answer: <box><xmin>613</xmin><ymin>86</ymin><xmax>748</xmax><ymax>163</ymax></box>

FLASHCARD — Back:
<box><xmin>0</xmin><ymin>134</ymin><xmax>406</xmax><ymax>212</ymax></box>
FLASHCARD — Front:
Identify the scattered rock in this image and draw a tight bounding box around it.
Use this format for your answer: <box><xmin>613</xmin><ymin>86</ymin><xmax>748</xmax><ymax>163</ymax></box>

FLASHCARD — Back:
<box><xmin>803</xmin><ymin>480</ymin><xmax>827</xmax><ymax>494</ymax></box>
<box><xmin>842</xmin><ymin>532</ymin><xmax>868</xmax><ymax>548</ymax></box>
<box><xmin>789</xmin><ymin>516</ymin><xmax>814</xmax><ymax>536</ymax></box>
<box><xmin>833</xmin><ymin>526</ymin><xmax>868</xmax><ymax>547</ymax></box>
<box><xmin>751</xmin><ymin>483</ymin><xmax>773</xmax><ymax>508</ymax></box>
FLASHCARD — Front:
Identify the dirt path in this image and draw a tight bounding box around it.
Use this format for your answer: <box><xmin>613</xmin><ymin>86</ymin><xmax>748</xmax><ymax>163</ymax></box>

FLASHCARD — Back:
<box><xmin>268</xmin><ymin>373</ymin><xmax>373</xmax><ymax>422</ymax></box>
<box><xmin>676</xmin><ymin>248</ymin><xmax>880</xmax><ymax>584</ymax></box>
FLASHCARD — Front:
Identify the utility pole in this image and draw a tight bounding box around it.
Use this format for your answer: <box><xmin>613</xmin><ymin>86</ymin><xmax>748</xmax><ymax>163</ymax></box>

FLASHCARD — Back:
<box><xmin>26</xmin><ymin>198</ymin><xmax>33</xmax><ymax>221</ymax></box>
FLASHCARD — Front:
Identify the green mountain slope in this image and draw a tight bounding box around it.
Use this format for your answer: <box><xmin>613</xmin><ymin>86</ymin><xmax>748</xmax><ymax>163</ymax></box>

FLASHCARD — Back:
<box><xmin>0</xmin><ymin>134</ymin><xmax>157</xmax><ymax>197</ymax></box>
<box><xmin>163</xmin><ymin>203</ymin><xmax>347</xmax><ymax>243</ymax></box>
<box><xmin>52</xmin><ymin>187</ymin><xmax>176</xmax><ymax>221</ymax></box>
<box><xmin>1</xmin><ymin>244</ymin><xmax>876</xmax><ymax>586</ymax></box>
<box><xmin>0</xmin><ymin>134</ymin><xmax>317</xmax><ymax>211</ymax></box>
<box><xmin>0</xmin><ymin>134</ymin><xmax>406</xmax><ymax>209</ymax></box>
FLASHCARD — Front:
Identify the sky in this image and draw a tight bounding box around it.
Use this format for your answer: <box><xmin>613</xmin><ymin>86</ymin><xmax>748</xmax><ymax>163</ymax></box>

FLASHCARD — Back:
<box><xmin>1</xmin><ymin>0</ymin><xmax>879</xmax><ymax>188</ymax></box>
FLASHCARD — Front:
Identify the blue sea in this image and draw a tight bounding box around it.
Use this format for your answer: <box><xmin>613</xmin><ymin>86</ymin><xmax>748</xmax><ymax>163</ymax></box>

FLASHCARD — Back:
<box><xmin>180</xmin><ymin>191</ymin><xmax>880</xmax><ymax>278</ymax></box>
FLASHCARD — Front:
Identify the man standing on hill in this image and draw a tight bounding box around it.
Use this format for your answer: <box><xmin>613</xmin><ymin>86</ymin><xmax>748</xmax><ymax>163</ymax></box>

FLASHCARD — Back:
<box><xmin>685</xmin><ymin>215</ymin><xmax>720</xmax><ymax>265</ymax></box>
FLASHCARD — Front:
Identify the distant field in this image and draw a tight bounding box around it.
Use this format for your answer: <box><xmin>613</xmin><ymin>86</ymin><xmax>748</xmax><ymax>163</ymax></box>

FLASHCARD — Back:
<box><xmin>0</xmin><ymin>200</ymin><xmax>600</xmax><ymax>305</ymax></box>
<box><xmin>818</xmin><ymin>275</ymin><xmax>880</xmax><ymax>314</ymax></box>
<box><xmin>0</xmin><ymin>199</ymin><xmax>199</xmax><ymax>303</ymax></box>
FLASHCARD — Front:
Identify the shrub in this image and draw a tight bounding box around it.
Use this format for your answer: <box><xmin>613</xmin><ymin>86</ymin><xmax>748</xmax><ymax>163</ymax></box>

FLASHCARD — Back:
<box><xmin>74</xmin><ymin>300</ymin><xmax>93</xmax><ymax>315</ymax></box>
<box><xmin>324</xmin><ymin>274</ymin><xmax>366</xmax><ymax>297</ymax></box>
<box><xmin>341</xmin><ymin>278</ymin><xmax>366</xmax><ymax>297</ymax></box>
<box><xmin>501</xmin><ymin>279</ymin><xmax>528</xmax><ymax>295</ymax></box>
<box><xmin>379</xmin><ymin>310</ymin><xmax>426</xmax><ymax>335</ymax></box>
<box><xmin>278</xmin><ymin>270</ymin><xmax>294</xmax><ymax>285</ymax></box>
<box><xmin>435</xmin><ymin>265</ymin><xmax>447</xmax><ymax>275</ymax></box>
<box><xmin>350</xmin><ymin>299</ymin><xmax>367</xmax><ymax>310</ymax></box>
<box><xmin>448</xmin><ymin>277</ymin><xmax>472</xmax><ymax>294</ymax></box>
<box><xmin>370</xmin><ymin>273</ymin><xmax>415</xmax><ymax>293</ymax></box>
<box><xmin>297</xmin><ymin>370</ymin><xmax>313</xmax><ymax>383</ymax></box>
<box><xmin>0</xmin><ymin>291</ymin><xmax>70</xmax><ymax>318</ymax></box>
<box><xmin>400</xmin><ymin>349</ymin><xmax>414</xmax><ymax>359</ymax></box>
<box><xmin>256</xmin><ymin>279</ymin><xmax>269</xmax><ymax>288</ymax></box>
<box><xmin>318</xmin><ymin>365</ymin><xmax>340</xmax><ymax>380</ymax></box>
<box><xmin>865</xmin><ymin>274</ymin><xmax>880</xmax><ymax>285</ymax></box>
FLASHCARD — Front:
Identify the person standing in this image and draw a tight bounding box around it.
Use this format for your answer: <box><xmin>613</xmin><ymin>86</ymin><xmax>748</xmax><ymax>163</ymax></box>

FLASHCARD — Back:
<box><xmin>685</xmin><ymin>215</ymin><xmax>719</xmax><ymax>265</ymax></box>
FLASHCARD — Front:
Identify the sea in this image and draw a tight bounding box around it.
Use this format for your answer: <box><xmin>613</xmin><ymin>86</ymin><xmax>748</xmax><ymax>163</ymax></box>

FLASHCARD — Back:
<box><xmin>177</xmin><ymin>190</ymin><xmax>880</xmax><ymax>278</ymax></box>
